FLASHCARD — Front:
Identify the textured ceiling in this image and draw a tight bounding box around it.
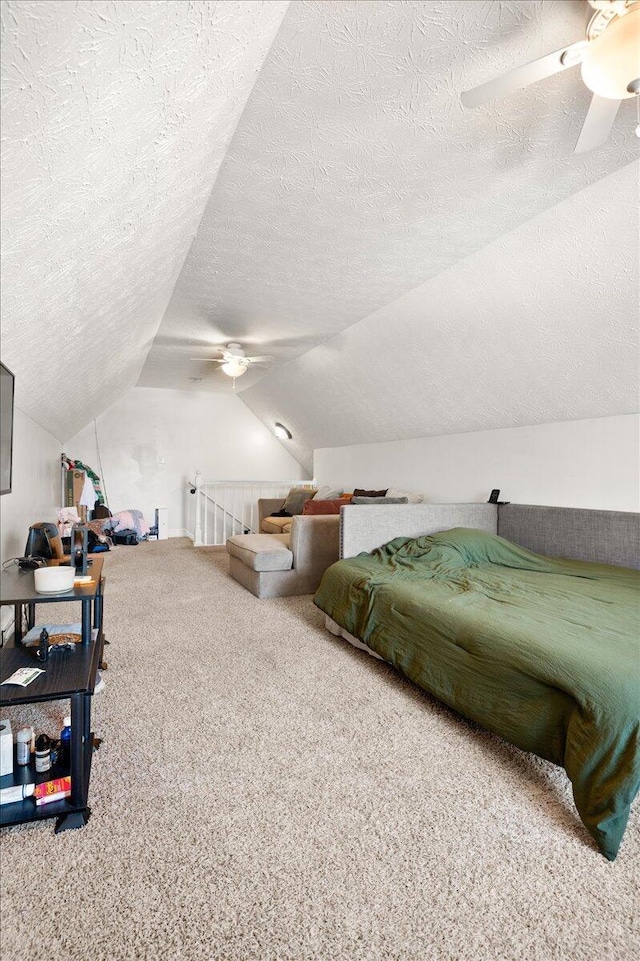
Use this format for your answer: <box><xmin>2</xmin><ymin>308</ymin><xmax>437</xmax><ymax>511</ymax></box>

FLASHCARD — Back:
<box><xmin>241</xmin><ymin>162</ymin><xmax>640</xmax><ymax>471</ymax></box>
<box><xmin>141</xmin><ymin>0</ymin><xmax>637</xmax><ymax>396</ymax></box>
<box><xmin>1</xmin><ymin>0</ymin><xmax>289</xmax><ymax>441</ymax></box>
<box><xmin>2</xmin><ymin>0</ymin><xmax>637</xmax><ymax>460</ymax></box>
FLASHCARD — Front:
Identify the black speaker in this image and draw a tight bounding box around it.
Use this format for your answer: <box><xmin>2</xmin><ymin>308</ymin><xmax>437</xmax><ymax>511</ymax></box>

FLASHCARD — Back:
<box><xmin>25</xmin><ymin>522</ymin><xmax>64</xmax><ymax>561</ymax></box>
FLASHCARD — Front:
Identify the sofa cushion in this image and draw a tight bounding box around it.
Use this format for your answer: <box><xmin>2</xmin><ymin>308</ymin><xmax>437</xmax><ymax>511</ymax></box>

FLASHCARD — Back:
<box><xmin>226</xmin><ymin>533</ymin><xmax>293</xmax><ymax>572</ymax></box>
<box><xmin>261</xmin><ymin>516</ymin><xmax>293</xmax><ymax>534</ymax></box>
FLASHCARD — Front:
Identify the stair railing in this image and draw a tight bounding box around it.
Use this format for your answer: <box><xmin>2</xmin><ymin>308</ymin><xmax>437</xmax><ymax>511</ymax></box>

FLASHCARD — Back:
<box><xmin>188</xmin><ymin>476</ymin><xmax>315</xmax><ymax>546</ymax></box>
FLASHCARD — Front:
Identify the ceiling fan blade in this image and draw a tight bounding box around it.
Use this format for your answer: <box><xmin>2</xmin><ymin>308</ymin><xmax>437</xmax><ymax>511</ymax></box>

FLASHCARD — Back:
<box><xmin>574</xmin><ymin>95</ymin><xmax>621</xmax><ymax>153</ymax></box>
<box><xmin>189</xmin><ymin>357</ymin><xmax>223</xmax><ymax>363</ymax></box>
<box><xmin>245</xmin><ymin>355</ymin><xmax>273</xmax><ymax>363</ymax></box>
<box><xmin>461</xmin><ymin>42</ymin><xmax>586</xmax><ymax>108</ymax></box>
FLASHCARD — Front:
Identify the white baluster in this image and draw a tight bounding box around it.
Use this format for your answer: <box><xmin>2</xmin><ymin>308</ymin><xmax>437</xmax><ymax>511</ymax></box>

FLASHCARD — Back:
<box><xmin>194</xmin><ymin>484</ymin><xmax>202</xmax><ymax>547</ymax></box>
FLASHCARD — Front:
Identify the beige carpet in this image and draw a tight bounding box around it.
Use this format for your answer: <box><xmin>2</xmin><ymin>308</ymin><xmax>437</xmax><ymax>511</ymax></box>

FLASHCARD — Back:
<box><xmin>1</xmin><ymin>538</ymin><xmax>637</xmax><ymax>961</ymax></box>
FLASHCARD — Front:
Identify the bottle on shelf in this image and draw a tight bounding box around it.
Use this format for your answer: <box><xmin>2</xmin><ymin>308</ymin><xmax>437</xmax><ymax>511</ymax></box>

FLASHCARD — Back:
<box><xmin>34</xmin><ymin>734</ymin><xmax>51</xmax><ymax>774</ymax></box>
<box><xmin>16</xmin><ymin>727</ymin><xmax>33</xmax><ymax>766</ymax></box>
<box><xmin>60</xmin><ymin>717</ymin><xmax>72</xmax><ymax>767</ymax></box>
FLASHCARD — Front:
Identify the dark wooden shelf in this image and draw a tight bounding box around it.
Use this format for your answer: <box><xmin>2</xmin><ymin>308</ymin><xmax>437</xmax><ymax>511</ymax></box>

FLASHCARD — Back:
<box><xmin>0</xmin><ymin>560</ymin><xmax>104</xmax><ymax>704</ymax></box>
<box><xmin>2</xmin><ymin>743</ymin><xmax>70</xmax><ymax>788</ymax></box>
<box><xmin>0</xmin><ymin>559</ymin><xmax>106</xmax><ymax>832</ymax></box>
<box><xmin>0</xmin><ymin>558</ymin><xmax>103</xmax><ymax>605</ymax></box>
<box><xmin>0</xmin><ymin>636</ymin><xmax>102</xmax><ymax>705</ymax></box>
<box><xmin>0</xmin><ymin>739</ymin><xmax>93</xmax><ymax>828</ymax></box>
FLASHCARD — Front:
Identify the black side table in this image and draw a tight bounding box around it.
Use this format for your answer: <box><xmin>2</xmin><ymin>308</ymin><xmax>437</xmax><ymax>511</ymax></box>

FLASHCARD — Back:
<box><xmin>0</xmin><ymin>559</ymin><xmax>104</xmax><ymax>832</ymax></box>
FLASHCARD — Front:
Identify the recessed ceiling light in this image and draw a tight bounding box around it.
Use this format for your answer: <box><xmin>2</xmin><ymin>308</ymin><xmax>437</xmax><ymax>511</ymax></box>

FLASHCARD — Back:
<box><xmin>274</xmin><ymin>422</ymin><xmax>292</xmax><ymax>440</ymax></box>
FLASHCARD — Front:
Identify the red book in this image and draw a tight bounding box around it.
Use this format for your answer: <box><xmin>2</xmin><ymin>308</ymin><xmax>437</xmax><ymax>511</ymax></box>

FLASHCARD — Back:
<box><xmin>34</xmin><ymin>776</ymin><xmax>71</xmax><ymax>805</ymax></box>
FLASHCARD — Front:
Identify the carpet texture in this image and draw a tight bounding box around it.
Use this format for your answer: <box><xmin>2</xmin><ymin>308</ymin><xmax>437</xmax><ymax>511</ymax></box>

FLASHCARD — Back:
<box><xmin>0</xmin><ymin>539</ymin><xmax>637</xmax><ymax>961</ymax></box>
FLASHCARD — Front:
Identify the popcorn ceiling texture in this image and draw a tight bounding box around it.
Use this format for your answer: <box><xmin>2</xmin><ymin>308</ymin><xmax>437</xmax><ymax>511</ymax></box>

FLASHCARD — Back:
<box><xmin>142</xmin><ymin>0</ymin><xmax>637</xmax><ymax>445</ymax></box>
<box><xmin>1</xmin><ymin>0</ymin><xmax>289</xmax><ymax>441</ymax></box>
<box><xmin>1</xmin><ymin>0</ymin><xmax>637</xmax><ymax>456</ymax></box>
<box><xmin>241</xmin><ymin>162</ymin><xmax>639</xmax><ymax>472</ymax></box>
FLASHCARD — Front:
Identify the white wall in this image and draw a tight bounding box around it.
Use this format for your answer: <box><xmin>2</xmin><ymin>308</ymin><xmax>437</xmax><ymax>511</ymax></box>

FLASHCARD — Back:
<box><xmin>0</xmin><ymin>408</ymin><xmax>61</xmax><ymax>563</ymax></box>
<box><xmin>65</xmin><ymin>387</ymin><xmax>307</xmax><ymax>536</ymax></box>
<box><xmin>314</xmin><ymin>414</ymin><xmax>640</xmax><ymax>512</ymax></box>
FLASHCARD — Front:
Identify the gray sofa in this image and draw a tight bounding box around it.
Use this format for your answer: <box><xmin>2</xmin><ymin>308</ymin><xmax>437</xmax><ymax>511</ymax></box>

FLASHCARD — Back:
<box><xmin>227</xmin><ymin>498</ymin><xmax>340</xmax><ymax>598</ymax></box>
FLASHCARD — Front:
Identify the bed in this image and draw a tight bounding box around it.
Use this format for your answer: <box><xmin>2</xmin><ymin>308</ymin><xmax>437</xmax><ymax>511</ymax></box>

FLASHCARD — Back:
<box><xmin>314</xmin><ymin>503</ymin><xmax>640</xmax><ymax>860</ymax></box>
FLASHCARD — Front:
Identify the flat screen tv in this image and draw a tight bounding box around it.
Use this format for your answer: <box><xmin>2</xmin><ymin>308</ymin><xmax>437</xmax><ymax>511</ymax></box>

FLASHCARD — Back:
<box><xmin>0</xmin><ymin>362</ymin><xmax>15</xmax><ymax>495</ymax></box>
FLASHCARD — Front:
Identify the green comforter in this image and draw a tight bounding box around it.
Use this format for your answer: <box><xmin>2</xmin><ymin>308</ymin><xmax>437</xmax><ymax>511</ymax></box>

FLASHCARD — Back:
<box><xmin>314</xmin><ymin>527</ymin><xmax>640</xmax><ymax>859</ymax></box>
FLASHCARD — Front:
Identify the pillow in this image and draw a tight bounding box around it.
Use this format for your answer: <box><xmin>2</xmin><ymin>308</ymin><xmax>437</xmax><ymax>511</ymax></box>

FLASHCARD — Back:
<box><xmin>386</xmin><ymin>488</ymin><xmax>424</xmax><ymax>504</ymax></box>
<box><xmin>351</xmin><ymin>496</ymin><xmax>409</xmax><ymax>505</ymax></box>
<box><xmin>302</xmin><ymin>497</ymin><xmax>351</xmax><ymax>515</ymax></box>
<box><xmin>313</xmin><ymin>485</ymin><xmax>343</xmax><ymax>500</ymax></box>
<box><xmin>282</xmin><ymin>486</ymin><xmax>317</xmax><ymax>515</ymax></box>
<box><xmin>353</xmin><ymin>488</ymin><xmax>388</xmax><ymax>498</ymax></box>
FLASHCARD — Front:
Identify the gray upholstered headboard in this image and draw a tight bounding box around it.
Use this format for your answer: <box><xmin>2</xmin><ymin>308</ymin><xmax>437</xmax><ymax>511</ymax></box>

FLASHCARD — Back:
<box><xmin>340</xmin><ymin>503</ymin><xmax>497</xmax><ymax>558</ymax></box>
<box><xmin>497</xmin><ymin>504</ymin><xmax>640</xmax><ymax>570</ymax></box>
<box><xmin>339</xmin><ymin>501</ymin><xmax>639</xmax><ymax>569</ymax></box>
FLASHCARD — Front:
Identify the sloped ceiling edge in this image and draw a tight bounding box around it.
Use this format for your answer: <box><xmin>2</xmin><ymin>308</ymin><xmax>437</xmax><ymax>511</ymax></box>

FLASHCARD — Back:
<box><xmin>239</xmin><ymin>161</ymin><xmax>640</xmax><ymax>473</ymax></box>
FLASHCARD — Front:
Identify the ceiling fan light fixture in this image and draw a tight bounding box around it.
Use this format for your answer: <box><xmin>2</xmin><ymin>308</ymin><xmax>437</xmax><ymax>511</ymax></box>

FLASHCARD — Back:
<box><xmin>581</xmin><ymin>8</ymin><xmax>640</xmax><ymax>99</ymax></box>
<box><xmin>274</xmin><ymin>422</ymin><xmax>292</xmax><ymax>440</ymax></box>
<box><xmin>221</xmin><ymin>358</ymin><xmax>249</xmax><ymax>378</ymax></box>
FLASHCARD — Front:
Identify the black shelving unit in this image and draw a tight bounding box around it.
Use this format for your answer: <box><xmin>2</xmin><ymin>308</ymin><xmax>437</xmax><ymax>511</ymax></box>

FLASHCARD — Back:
<box><xmin>0</xmin><ymin>559</ymin><xmax>105</xmax><ymax>832</ymax></box>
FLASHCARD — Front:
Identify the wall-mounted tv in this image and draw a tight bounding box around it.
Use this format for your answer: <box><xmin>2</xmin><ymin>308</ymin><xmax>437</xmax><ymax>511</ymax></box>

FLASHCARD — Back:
<box><xmin>0</xmin><ymin>362</ymin><xmax>15</xmax><ymax>495</ymax></box>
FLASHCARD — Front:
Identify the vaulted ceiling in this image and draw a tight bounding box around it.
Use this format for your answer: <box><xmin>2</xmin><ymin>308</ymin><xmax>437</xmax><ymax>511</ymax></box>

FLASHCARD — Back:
<box><xmin>1</xmin><ymin>0</ymin><xmax>289</xmax><ymax>441</ymax></box>
<box><xmin>2</xmin><ymin>1</ymin><xmax>638</xmax><ymax>463</ymax></box>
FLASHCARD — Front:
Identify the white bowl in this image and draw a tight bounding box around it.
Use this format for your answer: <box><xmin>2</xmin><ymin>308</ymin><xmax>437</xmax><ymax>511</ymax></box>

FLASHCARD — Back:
<box><xmin>34</xmin><ymin>566</ymin><xmax>76</xmax><ymax>594</ymax></box>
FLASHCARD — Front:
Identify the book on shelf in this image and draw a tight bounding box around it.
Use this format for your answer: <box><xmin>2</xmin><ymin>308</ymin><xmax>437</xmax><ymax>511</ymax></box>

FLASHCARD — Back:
<box><xmin>34</xmin><ymin>776</ymin><xmax>71</xmax><ymax>806</ymax></box>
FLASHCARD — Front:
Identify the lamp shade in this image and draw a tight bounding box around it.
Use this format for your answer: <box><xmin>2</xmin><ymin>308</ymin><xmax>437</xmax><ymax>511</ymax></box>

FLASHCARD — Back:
<box><xmin>581</xmin><ymin>9</ymin><xmax>640</xmax><ymax>100</ymax></box>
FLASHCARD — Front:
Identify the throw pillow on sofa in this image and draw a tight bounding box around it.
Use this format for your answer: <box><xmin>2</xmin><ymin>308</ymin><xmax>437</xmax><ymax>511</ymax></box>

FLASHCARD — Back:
<box><xmin>313</xmin><ymin>485</ymin><xmax>343</xmax><ymax>500</ymax></box>
<box><xmin>302</xmin><ymin>497</ymin><xmax>351</xmax><ymax>515</ymax></box>
<box><xmin>353</xmin><ymin>488</ymin><xmax>388</xmax><ymax>498</ymax></box>
<box><xmin>282</xmin><ymin>486</ymin><xmax>317</xmax><ymax>515</ymax></box>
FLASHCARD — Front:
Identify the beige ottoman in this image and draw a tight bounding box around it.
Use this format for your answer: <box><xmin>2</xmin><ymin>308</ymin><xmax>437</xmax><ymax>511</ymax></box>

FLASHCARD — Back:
<box><xmin>226</xmin><ymin>515</ymin><xmax>341</xmax><ymax>599</ymax></box>
<box><xmin>226</xmin><ymin>532</ymin><xmax>297</xmax><ymax>599</ymax></box>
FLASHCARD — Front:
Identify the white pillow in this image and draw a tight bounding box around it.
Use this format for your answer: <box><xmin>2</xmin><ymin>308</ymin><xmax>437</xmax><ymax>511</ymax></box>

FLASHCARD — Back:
<box><xmin>386</xmin><ymin>487</ymin><xmax>424</xmax><ymax>504</ymax></box>
<box><xmin>313</xmin><ymin>485</ymin><xmax>343</xmax><ymax>500</ymax></box>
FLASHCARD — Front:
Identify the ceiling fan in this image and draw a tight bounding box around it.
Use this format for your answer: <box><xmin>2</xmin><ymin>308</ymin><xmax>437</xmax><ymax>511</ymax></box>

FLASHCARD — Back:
<box><xmin>461</xmin><ymin>0</ymin><xmax>640</xmax><ymax>153</ymax></box>
<box><xmin>191</xmin><ymin>343</ymin><xmax>273</xmax><ymax>386</ymax></box>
